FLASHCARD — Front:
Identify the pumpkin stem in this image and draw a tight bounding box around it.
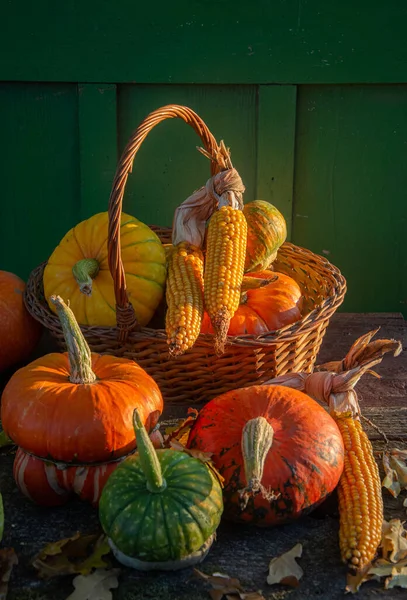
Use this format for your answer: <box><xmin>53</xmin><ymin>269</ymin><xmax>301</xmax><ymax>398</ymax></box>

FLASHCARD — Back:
<box><xmin>50</xmin><ymin>295</ymin><xmax>97</xmax><ymax>385</ymax></box>
<box><xmin>239</xmin><ymin>416</ymin><xmax>280</xmax><ymax>510</ymax></box>
<box><xmin>72</xmin><ymin>258</ymin><xmax>100</xmax><ymax>296</ymax></box>
<box><xmin>133</xmin><ymin>409</ymin><xmax>167</xmax><ymax>493</ymax></box>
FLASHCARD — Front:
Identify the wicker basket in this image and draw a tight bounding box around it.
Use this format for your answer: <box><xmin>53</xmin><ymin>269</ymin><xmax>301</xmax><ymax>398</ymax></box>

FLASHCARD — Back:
<box><xmin>25</xmin><ymin>104</ymin><xmax>347</xmax><ymax>404</ymax></box>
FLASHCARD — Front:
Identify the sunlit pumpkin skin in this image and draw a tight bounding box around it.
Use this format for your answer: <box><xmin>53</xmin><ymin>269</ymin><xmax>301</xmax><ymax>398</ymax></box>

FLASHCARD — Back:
<box><xmin>99</xmin><ymin>410</ymin><xmax>223</xmax><ymax>566</ymax></box>
<box><xmin>201</xmin><ymin>270</ymin><xmax>302</xmax><ymax>335</ymax></box>
<box><xmin>243</xmin><ymin>200</ymin><xmax>287</xmax><ymax>272</ymax></box>
<box><xmin>43</xmin><ymin>211</ymin><xmax>167</xmax><ymax>326</ymax></box>
<box><xmin>1</xmin><ymin>353</ymin><xmax>163</xmax><ymax>463</ymax></box>
<box><xmin>0</xmin><ymin>271</ymin><xmax>42</xmax><ymax>372</ymax></box>
<box><xmin>187</xmin><ymin>385</ymin><xmax>345</xmax><ymax>527</ymax></box>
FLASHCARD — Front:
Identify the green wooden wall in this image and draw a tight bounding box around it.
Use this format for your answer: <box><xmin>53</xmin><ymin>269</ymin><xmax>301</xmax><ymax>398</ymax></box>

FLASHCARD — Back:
<box><xmin>1</xmin><ymin>1</ymin><xmax>406</xmax><ymax>315</ymax></box>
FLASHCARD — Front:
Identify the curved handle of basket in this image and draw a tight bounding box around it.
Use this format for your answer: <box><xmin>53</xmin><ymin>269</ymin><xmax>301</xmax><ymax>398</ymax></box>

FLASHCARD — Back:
<box><xmin>107</xmin><ymin>104</ymin><xmax>222</xmax><ymax>340</ymax></box>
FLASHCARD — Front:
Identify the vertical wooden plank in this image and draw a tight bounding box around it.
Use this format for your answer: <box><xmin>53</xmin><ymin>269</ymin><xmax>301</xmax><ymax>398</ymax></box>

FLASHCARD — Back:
<box><xmin>78</xmin><ymin>83</ymin><xmax>117</xmax><ymax>220</ymax></box>
<box><xmin>256</xmin><ymin>85</ymin><xmax>297</xmax><ymax>240</ymax></box>
<box><xmin>293</xmin><ymin>85</ymin><xmax>407</xmax><ymax>315</ymax></box>
<box><xmin>0</xmin><ymin>82</ymin><xmax>79</xmax><ymax>280</ymax></box>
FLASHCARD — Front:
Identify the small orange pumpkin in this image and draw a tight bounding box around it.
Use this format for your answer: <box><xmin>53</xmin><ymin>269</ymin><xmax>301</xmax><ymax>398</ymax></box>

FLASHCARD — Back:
<box><xmin>201</xmin><ymin>270</ymin><xmax>302</xmax><ymax>336</ymax></box>
<box><xmin>0</xmin><ymin>271</ymin><xmax>42</xmax><ymax>373</ymax></box>
<box><xmin>1</xmin><ymin>295</ymin><xmax>163</xmax><ymax>506</ymax></box>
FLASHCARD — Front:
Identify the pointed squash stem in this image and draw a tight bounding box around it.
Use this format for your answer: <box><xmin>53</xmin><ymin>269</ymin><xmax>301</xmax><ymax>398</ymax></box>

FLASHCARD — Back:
<box><xmin>239</xmin><ymin>417</ymin><xmax>280</xmax><ymax>510</ymax></box>
<box><xmin>72</xmin><ymin>258</ymin><xmax>100</xmax><ymax>296</ymax></box>
<box><xmin>133</xmin><ymin>409</ymin><xmax>166</xmax><ymax>493</ymax></box>
<box><xmin>49</xmin><ymin>295</ymin><xmax>96</xmax><ymax>385</ymax></box>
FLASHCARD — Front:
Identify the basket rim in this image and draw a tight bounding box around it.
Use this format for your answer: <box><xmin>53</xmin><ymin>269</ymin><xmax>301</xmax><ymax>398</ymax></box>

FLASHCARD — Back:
<box><xmin>25</xmin><ymin>241</ymin><xmax>347</xmax><ymax>349</ymax></box>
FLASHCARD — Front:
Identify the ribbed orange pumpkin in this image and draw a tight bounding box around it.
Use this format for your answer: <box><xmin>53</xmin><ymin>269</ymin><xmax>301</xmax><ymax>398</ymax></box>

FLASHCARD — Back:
<box><xmin>0</xmin><ymin>271</ymin><xmax>42</xmax><ymax>373</ymax></box>
<box><xmin>1</xmin><ymin>296</ymin><xmax>163</xmax><ymax>506</ymax></box>
<box><xmin>187</xmin><ymin>385</ymin><xmax>345</xmax><ymax>527</ymax></box>
<box><xmin>201</xmin><ymin>270</ymin><xmax>302</xmax><ymax>335</ymax></box>
<box><xmin>243</xmin><ymin>201</ymin><xmax>287</xmax><ymax>272</ymax></box>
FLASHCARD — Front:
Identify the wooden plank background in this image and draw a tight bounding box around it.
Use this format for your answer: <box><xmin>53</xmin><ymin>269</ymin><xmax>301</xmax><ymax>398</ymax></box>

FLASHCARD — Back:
<box><xmin>0</xmin><ymin>0</ymin><xmax>406</xmax><ymax>84</ymax></box>
<box><xmin>0</xmin><ymin>1</ymin><xmax>406</xmax><ymax>316</ymax></box>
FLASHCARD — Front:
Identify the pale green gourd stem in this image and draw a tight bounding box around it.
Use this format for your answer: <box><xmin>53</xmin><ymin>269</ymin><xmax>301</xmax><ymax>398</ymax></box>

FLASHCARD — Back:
<box><xmin>49</xmin><ymin>295</ymin><xmax>96</xmax><ymax>384</ymax></box>
<box><xmin>133</xmin><ymin>409</ymin><xmax>167</xmax><ymax>493</ymax></box>
<box><xmin>239</xmin><ymin>416</ymin><xmax>279</xmax><ymax>509</ymax></box>
<box><xmin>72</xmin><ymin>258</ymin><xmax>100</xmax><ymax>296</ymax></box>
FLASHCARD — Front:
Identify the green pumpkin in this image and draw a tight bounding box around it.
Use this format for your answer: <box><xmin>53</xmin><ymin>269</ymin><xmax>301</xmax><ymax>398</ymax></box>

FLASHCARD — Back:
<box><xmin>99</xmin><ymin>409</ymin><xmax>223</xmax><ymax>568</ymax></box>
<box><xmin>243</xmin><ymin>200</ymin><xmax>287</xmax><ymax>272</ymax></box>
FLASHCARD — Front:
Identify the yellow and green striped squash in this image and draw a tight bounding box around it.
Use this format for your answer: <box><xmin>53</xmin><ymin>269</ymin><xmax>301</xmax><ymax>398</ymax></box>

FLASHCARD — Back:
<box><xmin>243</xmin><ymin>200</ymin><xmax>287</xmax><ymax>273</ymax></box>
<box><xmin>43</xmin><ymin>211</ymin><xmax>167</xmax><ymax>327</ymax></box>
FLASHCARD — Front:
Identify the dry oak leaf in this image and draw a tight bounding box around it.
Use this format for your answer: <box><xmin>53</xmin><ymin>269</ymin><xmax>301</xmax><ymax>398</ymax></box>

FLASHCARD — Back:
<box><xmin>381</xmin><ymin>519</ymin><xmax>407</xmax><ymax>563</ymax></box>
<box><xmin>0</xmin><ymin>547</ymin><xmax>18</xmax><ymax>600</ymax></box>
<box><xmin>382</xmin><ymin>449</ymin><xmax>407</xmax><ymax>498</ymax></box>
<box><xmin>65</xmin><ymin>568</ymin><xmax>120</xmax><ymax>600</ymax></box>
<box><xmin>194</xmin><ymin>569</ymin><xmax>265</xmax><ymax>600</ymax></box>
<box><xmin>32</xmin><ymin>532</ymin><xmax>111</xmax><ymax>579</ymax></box>
<box><xmin>267</xmin><ymin>543</ymin><xmax>304</xmax><ymax>587</ymax></box>
<box><xmin>384</xmin><ymin>567</ymin><xmax>407</xmax><ymax>590</ymax></box>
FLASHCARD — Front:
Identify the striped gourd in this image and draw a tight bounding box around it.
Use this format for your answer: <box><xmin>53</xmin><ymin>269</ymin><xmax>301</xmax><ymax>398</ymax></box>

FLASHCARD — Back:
<box><xmin>243</xmin><ymin>200</ymin><xmax>287</xmax><ymax>273</ymax></box>
<box><xmin>13</xmin><ymin>447</ymin><xmax>121</xmax><ymax>507</ymax></box>
<box><xmin>99</xmin><ymin>409</ymin><xmax>223</xmax><ymax>566</ymax></box>
<box><xmin>204</xmin><ymin>206</ymin><xmax>247</xmax><ymax>354</ymax></box>
<box><xmin>335</xmin><ymin>415</ymin><xmax>383</xmax><ymax>572</ymax></box>
<box><xmin>165</xmin><ymin>242</ymin><xmax>204</xmax><ymax>356</ymax></box>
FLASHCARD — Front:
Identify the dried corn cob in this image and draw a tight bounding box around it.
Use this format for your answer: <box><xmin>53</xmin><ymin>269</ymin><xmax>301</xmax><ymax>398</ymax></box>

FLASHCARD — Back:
<box><xmin>204</xmin><ymin>205</ymin><xmax>247</xmax><ymax>354</ymax></box>
<box><xmin>335</xmin><ymin>415</ymin><xmax>383</xmax><ymax>573</ymax></box>
<box><xmin>165</xmin><ymin>242</ymin><xmax>204</xmax><ymax>357</ymax></box>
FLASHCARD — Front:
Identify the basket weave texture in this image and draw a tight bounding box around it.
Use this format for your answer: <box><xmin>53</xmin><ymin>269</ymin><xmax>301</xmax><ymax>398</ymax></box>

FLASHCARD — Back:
<box><xmin>24</xmin><ymin>105</ymin><xmax>347</xmax><ymax>404</ymax></box>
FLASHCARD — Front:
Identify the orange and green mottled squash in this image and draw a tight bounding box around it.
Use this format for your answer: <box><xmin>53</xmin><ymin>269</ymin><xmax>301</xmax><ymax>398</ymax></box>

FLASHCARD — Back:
<box><xmin>187</xmin><ymin>385</ymin><xmax>344</xmax><ymax>527</ymax></box>
<box><xmin>243</xmin><ymin>200</ymin><xmax>287</xmax><ymax>273</ymax></box>
<box><xmin>43</xmin><ymin>211</ymin><xmax>167</xmax><ymax>327</ymax></box>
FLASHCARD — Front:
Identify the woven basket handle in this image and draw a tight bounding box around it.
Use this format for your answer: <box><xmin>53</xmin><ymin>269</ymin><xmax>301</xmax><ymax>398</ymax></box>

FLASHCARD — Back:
<box><xmin>107</xmin><ymin>104</ymin><xmax>222</xmax><ymax>341</ymax></box>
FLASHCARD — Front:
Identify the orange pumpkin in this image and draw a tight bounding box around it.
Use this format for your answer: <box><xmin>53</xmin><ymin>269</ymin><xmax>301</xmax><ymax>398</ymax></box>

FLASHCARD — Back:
<box><xmin>0</xmin><ymin>271</ymin><xmax>42</xmax><ymax>372</ymax></box>
<box><xmin>201</xmin><ymin>270</ymin><xmax>302</xmax><ymax>336</ymax></box>
<box><xmin>187</xmin><ymin>385</ymin><xmax>345</xmax><ymax>527</ymax></box>
<box><xmin>1</xmin><ymin>295</ymin><xmax>163</xmax><ymax>506</ymax></box>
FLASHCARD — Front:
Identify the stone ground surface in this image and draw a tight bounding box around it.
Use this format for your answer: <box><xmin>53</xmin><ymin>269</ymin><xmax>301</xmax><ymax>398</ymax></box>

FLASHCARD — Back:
<box><xmin>1</xmin><ymin>313</ymin><xmax>407</xmax><ymax>600</ymax></box>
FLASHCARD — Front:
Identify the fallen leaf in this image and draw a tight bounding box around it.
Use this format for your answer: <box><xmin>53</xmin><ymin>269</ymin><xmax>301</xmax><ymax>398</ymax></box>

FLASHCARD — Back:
<box><xmin>65</xmin><ymin>568</ymin><xmax>120</xmax><ymax>600</ymax></box>
<box><xmin>384</xmin><ymin>566</ymin><xmax>407</xmax><ymax>590</ymax></box>
<box><xmin>32</xmin><ymin>532</ymin><xmax>111</xmax><ymax>579</ymax></box>
<box><xmin>381</xmin><ymin>520</ymin><xmax>407</xmax><ymax>563</ymax></box>
<box><xmin>267</xmin><ymin>543</ymin><xmax>303</xmax><ymax>587</ymax></box>
<box><xmin>0</xmin><ymin>548</ymin><xmax>18</xmax><ymax>599</ymax></box>
<box><xmin>194</xmin><ymin>569</ymin><xmax>265</xmax><ymax>600</ymax></box>
<box><xmin>164</xmin><ymin>408</ymin><xmax>199</xmax><ymax>446</ymax></box>
<box><xmin>369</xmin><ymin>557</ymin><xmax>407</xmax><ymax>577</ymax></box>
<box><xmin>382</xmin><ymin>449</ymin><xmax>407</xmax><ymax>498</ymax></box>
